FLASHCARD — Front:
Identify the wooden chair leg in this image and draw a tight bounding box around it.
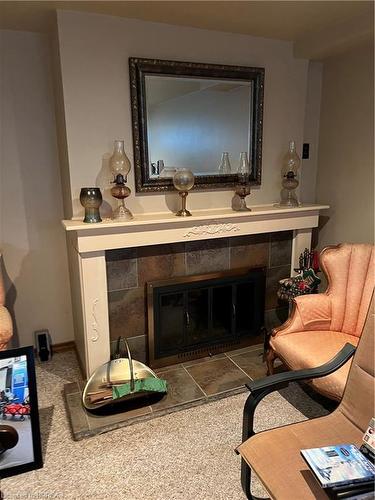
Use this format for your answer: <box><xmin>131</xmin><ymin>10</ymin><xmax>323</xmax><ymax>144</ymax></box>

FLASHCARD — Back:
<box><xmin>266</xmin><ymin>348</ymin><xmax>276</xmax><ymax>375</ymax></box>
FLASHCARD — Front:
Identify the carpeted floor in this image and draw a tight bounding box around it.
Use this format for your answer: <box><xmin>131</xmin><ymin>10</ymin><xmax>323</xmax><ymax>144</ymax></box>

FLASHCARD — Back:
<box><xmin>0</xmin><ymin>351</ymin><xmax>329</xmax><ymax>499</ymax></box>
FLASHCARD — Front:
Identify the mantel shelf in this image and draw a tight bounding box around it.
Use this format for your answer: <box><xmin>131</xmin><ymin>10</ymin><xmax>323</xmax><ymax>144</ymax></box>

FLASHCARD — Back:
<box><xmin>62</xmin><ymin>204</ymin><xmax>329</xmax><ymax>233</ymax></box>
<box><xmin>63</xmin><ymin>203</ymin><xmax>329</xmax><ymax>254</ymax></box>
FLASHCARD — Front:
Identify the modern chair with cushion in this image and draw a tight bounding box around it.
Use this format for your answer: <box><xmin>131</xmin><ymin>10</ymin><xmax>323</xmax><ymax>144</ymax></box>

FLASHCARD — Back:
<box><xmin>0</xmin><ymin>255</ymin><xmax>13</xmax><ymax>350</ymax></box>
<box><xmin>266</xmin><ymin>243</ymin><xmax>374</xmax><ymax>401</ymax></box>
<box><xmin>238</xmin><ymin>294</ymin><xmax>374</xmax><ymax>499</ymax></box>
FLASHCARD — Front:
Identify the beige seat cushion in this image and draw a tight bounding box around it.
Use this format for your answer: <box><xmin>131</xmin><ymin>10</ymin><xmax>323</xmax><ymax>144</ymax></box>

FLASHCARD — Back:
<box><xmin>238</xmin><ymin>410</ymin><xmax>363</xmax><ymax>500</ymax></box>
<box><xmin>270</xmin><ymin>331</ymin><xmax>359</xmax><ymax>400</ymax></box>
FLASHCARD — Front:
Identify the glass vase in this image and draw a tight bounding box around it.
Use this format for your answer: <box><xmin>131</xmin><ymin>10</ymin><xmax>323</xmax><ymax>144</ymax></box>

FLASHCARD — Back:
<box><xmin>80</xmin><ymin>188</ymin><xmax>102</xmax><ymax>223</ymax></box>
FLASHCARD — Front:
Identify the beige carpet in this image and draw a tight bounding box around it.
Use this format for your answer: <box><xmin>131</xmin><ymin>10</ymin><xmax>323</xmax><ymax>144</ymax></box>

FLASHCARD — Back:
<box><xmin>0</xmin><ymin>351</ymin><xmax>327</xmax><ymax>499</ymax></box>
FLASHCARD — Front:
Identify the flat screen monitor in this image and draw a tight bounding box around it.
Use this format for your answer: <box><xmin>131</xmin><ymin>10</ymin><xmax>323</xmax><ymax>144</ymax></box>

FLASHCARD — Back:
<box><xmin>0</xmin><ymin>346</ymin><xmax>42</xmax><ymax>479</ymax></box>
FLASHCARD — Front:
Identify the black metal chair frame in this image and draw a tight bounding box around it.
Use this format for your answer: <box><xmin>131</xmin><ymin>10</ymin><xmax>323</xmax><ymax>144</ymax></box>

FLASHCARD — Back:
<box><xmin>236</xmin><ymin>343</ymin><xmax>356</xmax><ymax>499</ymax></box>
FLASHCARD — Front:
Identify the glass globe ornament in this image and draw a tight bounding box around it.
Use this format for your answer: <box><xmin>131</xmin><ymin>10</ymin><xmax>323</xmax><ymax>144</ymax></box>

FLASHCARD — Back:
<box><xmin>173</xmin><ymin>169</ymin><xmax>195</xmax><ymax>217</ymax></box>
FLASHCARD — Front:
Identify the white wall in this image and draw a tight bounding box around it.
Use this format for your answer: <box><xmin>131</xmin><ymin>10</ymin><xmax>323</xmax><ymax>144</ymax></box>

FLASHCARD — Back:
<box><xmin>0</xmin><ymin>30</ymin><xmax>74</xmax><ymax>346</ymax></box>
<box><xmin>56</xmin><ymin>10</ymin><xmax>312</xmax><ymax>218</ymax></box>
<box><xmin>316</xmin><ymin>42</ymin><xmax>374</xmax><ymax>247</ymax></box>
<box><xmin>301</xmin><ymin>61</ymin><xmax>323</xmax><ymax>203</ymax></box>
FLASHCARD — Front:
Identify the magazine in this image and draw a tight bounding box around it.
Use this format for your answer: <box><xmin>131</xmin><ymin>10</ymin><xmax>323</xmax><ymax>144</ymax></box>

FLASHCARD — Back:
<box><xmin>301</xmin><ymin>444</ymin><xmax>375</xmax><ymax>488</ymax></box>
<box><xmin>362</xmin><ymin>418</ymin><xmax>375</xmax><ymax>455</ymax></box>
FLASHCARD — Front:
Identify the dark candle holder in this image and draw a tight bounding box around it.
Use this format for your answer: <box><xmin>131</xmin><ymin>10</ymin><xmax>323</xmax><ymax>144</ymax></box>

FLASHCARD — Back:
<box><xmin>80</xmin><ymin>188</ymin><xmax>102</xmax><ymax>223</ymax></box>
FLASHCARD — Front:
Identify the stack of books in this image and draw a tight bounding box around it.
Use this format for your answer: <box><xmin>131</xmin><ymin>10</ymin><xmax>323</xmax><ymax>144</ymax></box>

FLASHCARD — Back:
<box><xmin>301</xmin><ymin>444</ymin><xmax>375</xmax><ymax>499</ymax></box>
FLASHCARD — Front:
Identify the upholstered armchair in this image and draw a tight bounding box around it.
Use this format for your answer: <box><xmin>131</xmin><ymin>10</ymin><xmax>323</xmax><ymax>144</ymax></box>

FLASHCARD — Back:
<box><xmin>0</xmin><ymin>256</ymin><xmax>12</xmax><ymax>350</ymax></box>
<box><xmin>267</xmin><ymin>243</ymin><xmax>374</xmax><ymax>401</ymax></box>
<box><xmin>238</xmin><ymin>294</ymin><xmax>374</xmax><ymax>499</ymax></box>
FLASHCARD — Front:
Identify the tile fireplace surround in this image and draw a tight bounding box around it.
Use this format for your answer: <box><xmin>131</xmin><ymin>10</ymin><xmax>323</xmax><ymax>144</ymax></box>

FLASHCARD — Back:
<box><xmin>63</xmin><ymin>204</ymin><xmax>328</xmax><ymax>378</ymax></box>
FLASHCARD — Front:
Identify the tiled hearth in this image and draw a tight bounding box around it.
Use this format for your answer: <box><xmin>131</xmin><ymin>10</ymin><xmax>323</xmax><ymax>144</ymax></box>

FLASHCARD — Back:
<box><xmin>106</xmin><ymin>231</ymin><xmax>292</xmax><ymax>362</ymax></box>
<box><xmin>65</xmin><ymin>344</ymin><xmax>283</xmax><ymax>440</ymax></box>
<box><xmin>64</xmin><ymin>232</ymin><xmax>292</xmax><ymax>439</ymax></box>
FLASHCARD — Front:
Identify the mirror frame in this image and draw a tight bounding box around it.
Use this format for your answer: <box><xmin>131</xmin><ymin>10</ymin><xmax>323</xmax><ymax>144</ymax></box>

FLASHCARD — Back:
<box><xmin>129</xmin><ymin>57</ymin><xmax>265</xmax><ymax>193</ymax></box>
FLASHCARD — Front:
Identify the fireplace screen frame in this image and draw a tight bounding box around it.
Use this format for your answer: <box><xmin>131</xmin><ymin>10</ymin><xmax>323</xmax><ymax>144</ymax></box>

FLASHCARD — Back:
<box><xmin>147</xmin><ymin>267</ymin><xmax>266</xmax><ymax>368</ymax></box>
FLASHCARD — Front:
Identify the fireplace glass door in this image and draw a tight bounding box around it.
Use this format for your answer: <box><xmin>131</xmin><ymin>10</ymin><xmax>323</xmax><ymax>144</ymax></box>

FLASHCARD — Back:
<box><xmin>148</xmin><ymin>268</ymin><xmax>265</xmax><ymax>367</ymax></box>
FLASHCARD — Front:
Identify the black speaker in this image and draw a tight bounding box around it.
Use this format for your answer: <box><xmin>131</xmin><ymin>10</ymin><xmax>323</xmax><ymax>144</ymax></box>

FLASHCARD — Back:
<box><xmin>34</xmin><ymin>330</ymin><xmax>52</xmax><ymax>362</ymax></box>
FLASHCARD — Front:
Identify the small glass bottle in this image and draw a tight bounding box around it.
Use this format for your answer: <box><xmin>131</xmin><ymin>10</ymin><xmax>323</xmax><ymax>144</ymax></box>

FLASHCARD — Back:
<box><xmin>238</xmin><ymin>152</ymin><xmax>251</xmax><ymax>183</ymax></box>
<box><xmin>218</xmin><ymin>152</ymin><xmax>231</xmax><ymax>174</ymax></box>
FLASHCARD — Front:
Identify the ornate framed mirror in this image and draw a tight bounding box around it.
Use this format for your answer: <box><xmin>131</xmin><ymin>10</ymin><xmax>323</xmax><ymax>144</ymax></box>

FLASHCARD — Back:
<box><xmin>129</xmin><ymin>57</ymin><xmax>264</xmax><ymax>193</ymax></box>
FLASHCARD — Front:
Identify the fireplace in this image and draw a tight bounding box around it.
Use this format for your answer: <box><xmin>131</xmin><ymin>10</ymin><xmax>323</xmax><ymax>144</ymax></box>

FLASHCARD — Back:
<box><xmin>63</xmin><ymin>203</ymin><xmax>328</xmax><ymax>377</ymax></box>
<box><xmin>147</xmin><ymin>268</ymin><xmax>266</xmax><ymax>368</ymax></box>
<box><xmin>106</xmin><ymin>232</ymin><xmax>293</xmax><ymax>366</ymax></box>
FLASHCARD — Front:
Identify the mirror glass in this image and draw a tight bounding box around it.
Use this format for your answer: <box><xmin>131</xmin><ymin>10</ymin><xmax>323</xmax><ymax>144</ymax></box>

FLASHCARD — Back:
<box><xmin>129</xmin><ymin>58</ymin><xmax>264</xmax><ymax>192</ymax></box>
<box><xmin>145</xmin><ymin>76</ymin><xmax>253</xmax><ymax>178</ymax></box>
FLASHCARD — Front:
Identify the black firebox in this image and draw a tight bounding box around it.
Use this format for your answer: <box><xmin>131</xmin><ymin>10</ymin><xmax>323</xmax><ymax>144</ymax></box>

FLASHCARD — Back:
<box><xmin>147</xmin><ymin>267</ymin><xmax>266</xmax><ymax>368</ymax></box>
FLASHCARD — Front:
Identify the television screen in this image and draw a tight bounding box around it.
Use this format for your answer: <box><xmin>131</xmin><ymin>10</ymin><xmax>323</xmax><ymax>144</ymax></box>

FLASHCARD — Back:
<box><xmin>0</xmin><ymin>347</ymin><xmax>42</xmax><ymax>478</ymax></box>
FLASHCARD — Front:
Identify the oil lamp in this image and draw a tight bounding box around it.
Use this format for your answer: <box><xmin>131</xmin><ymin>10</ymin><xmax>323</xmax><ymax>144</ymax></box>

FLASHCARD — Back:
<box><xmin>233</xmin><ymin>152</ymin><xmax>251</xmax><ymax>212</ymax></box>
<box><xmin>109</xmin><ymin>140</ymin><xmax>133</xmax><ymax>220</ymax></box>
<box><xmin>279</xmin><ymin>141</ymin><xmax>301</xmax><ymax>207</ymax></box>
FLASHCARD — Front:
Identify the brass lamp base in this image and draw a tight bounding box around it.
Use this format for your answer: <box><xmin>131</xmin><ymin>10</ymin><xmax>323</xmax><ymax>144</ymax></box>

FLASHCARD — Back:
<box><xmin>175</xmin><ymin>191</ymin><xmax>192</xmax><ymax>217</ymax></box>
<box><xmin>176</xmin><ymin>208</ymin><xmax>192</xmax><ymax>217</ymax></box>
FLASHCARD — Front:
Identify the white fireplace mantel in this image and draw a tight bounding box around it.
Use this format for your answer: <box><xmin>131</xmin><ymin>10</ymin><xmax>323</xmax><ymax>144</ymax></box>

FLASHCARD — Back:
<box><xmin>63</xmin><ymin>204</ymin><xmax>329</xmax><ymax>252</ymax></box>
<box><xmin>63</xmin><ymin>204</ymin><xmax>329</xmax><ymax>377</ymax></box>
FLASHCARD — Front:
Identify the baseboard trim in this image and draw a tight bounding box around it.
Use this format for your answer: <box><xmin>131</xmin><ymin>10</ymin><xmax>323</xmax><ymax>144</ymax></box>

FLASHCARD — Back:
<box><xmin>52</xmin><ymin>341</ymin><xmax>76</xmax><ymax>353</ymax></box>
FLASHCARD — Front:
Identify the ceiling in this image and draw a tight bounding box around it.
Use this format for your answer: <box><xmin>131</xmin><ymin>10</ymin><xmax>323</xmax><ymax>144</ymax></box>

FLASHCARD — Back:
<box><xmin>0</xmin><ymin>1</ymin><xmax>373</xmax><ymax>43</ymax></box>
